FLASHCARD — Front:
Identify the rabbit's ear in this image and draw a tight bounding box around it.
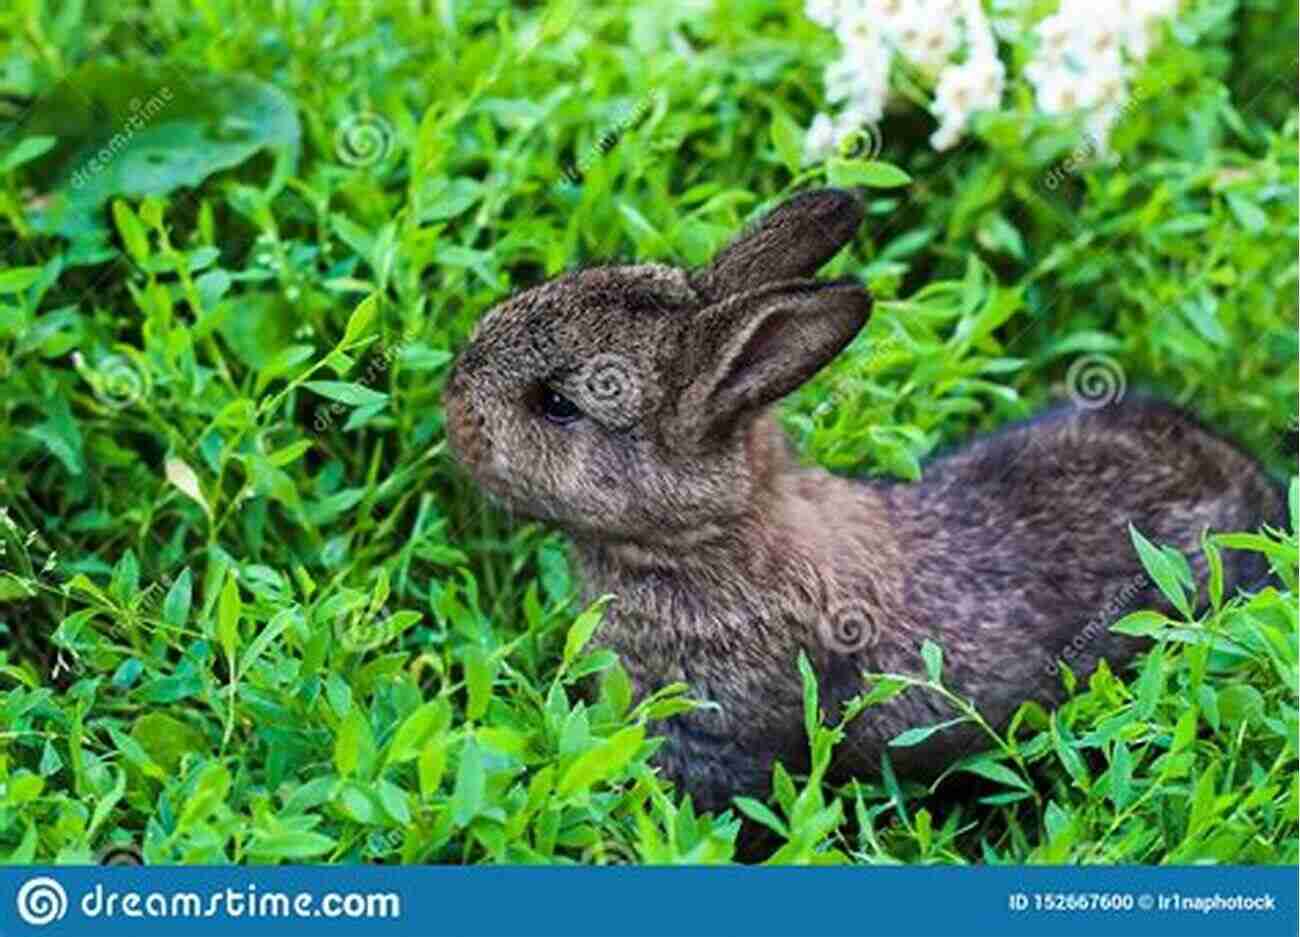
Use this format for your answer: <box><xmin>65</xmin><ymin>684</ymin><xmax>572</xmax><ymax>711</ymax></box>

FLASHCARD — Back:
<box><xmin>690</xmin><ymin>188</ymin><xmax>864</xmax><ymax>301</ymax></box>
<box><xmin>669</xmin><ymin>279</ymin><xmax>871</xmax><ymax>449</ymax></box>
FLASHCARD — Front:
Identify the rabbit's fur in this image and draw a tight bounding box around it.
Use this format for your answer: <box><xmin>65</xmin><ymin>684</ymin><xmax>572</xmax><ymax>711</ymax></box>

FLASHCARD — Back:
<box><xmin>445</xmin><ymin>188</ymin><xmax>1287</xmax><ymax>812</ymax></box>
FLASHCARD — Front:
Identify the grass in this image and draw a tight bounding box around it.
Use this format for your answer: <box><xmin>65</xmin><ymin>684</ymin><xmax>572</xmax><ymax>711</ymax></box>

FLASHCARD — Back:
<box><xmin>0</xmin><ymin>0</ymin><xmax>1296</xmax><ymax>865</ymax></box>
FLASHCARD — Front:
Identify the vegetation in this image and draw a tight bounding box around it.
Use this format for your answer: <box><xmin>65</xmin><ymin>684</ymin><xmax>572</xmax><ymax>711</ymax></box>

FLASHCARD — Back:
<box><xmin>0</xmin><ymin>0</ymin><xmax>1295</xmax><ymax>865</ymax></box>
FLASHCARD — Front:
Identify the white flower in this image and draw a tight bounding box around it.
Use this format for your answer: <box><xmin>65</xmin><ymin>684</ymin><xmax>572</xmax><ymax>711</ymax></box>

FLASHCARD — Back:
<box><xmin>823</xmin><ymin>56</ymin><xmax>861</xmax><ymax>105</ymax></box>
<box><xmin>900</xmin><ymin>17</ymin><xmax>962</xmax><ymax>76</ymax></box>
<box><xmin>836</xmin><ymin>6</ymin><xmax>876</xmax><ymax>51</ymax></box>
<box><xmin>1034</xmin><ymin>13</ymin><xmax>1075</xmax><ymax>66</ymax></box>
<box><xmin>805</xmin><ymin>112</ymin><xmax>838</xmax><ymax>163</ymax></box>
<box><xmin>1035</xmin><ymin>68</ymin><xmax>1097</xmax><ymax>114</ymax></box>
<box><xmin>804</xmin><ymin>0</ymin><xmax>841</xmax><ymax>30</ymax></box>
<box><xmin>804</xmin><ymin>0</ymin><xmax>1183</xmax><ymax>155</ymax></box>
<box><xmin>931</xmin><ymin>120</ymin><xmax>964</xmax><ymax>151</ymax></box>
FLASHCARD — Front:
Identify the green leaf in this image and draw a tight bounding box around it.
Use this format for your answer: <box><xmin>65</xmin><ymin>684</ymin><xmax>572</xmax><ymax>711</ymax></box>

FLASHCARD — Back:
<box><xmin>889</xmin><ymin>717</ymin><xmax>966</xmax><ymax>748</ymax></box>
<box><xmin>162</xmin><ymin>569</ymin><xmax>192</xmax><ymax>628</ymax></box>
<box><xmin>387</xmin><ymin>699</ymin><xmax>450</xmax><ymax>765</ymax></box>
<box><xmin>953</xmin><ymin>756</ymin><xmax>1031</xmax><ymax>792</ymax></box>
<box><xmin>1129</xmin><ymin>526</ymin><xmax>1193</xmax><ymax>619</ymax></box>
<box><xmin>770</xmin><ymin>110</ymin><xmax>802</xmax><ymax>174</ymax></box>
<box><xmin>451</xmin><ymin>739</ymin><xmax>486</xmax><ymax>827</ymax></box>
<box><xmin>921</xmin><ymin>640</ymin><xmax>943</xmax><ymax>682</ymax></box>
<box><xmin>0</xmin><ymin>266</ymin><xmax>43</xmax><ymax>293</ymax></box>
<box><xmin>733</xmin><ymin>797</ymin><xmax>789</xmax><ymax>837</ymax></box>
<box><xmin>334</xmin><ymin>707</ymin><xmax>375</xmax><ymax>779</ymax></box>
<box><xmin>237</xmin><ymin>609</ymin><xmax>296</xmax><ymax>680</ymax></box>
<box><xmin>557</xmin><ymin>726</ymin><xmax>644</xmax><ymax>797</ymax></box>
<box><xmin>217</xmin><ymin>573</ymin><xmax>241</xmax><ymax>669</ymax></box>
<box><xmin>463</xmin><ymin>644</ymin><xmax>495</xmax><ymax>721</ymax></box>
<box><xmin>22</xmin><ymin>64</ymin><xmax>300</xmax><ymax>237</ymax></box>
<box><xmin>827</xmin><ymin>158</ymin><xmax>911</xmax><ymax>188</ymax></box>
<box><xmin>303</xmin><ymin>381</ymin><xmax>389</xmax><ymax>407</ymax></box>
<box><xmin>1135</xmin><ymin>645</ymin><xmax>1165</xmax><ymax>719</ymax></box>
<box><xmin>1051</xmin><ymin>714</ymin><xmax>1090</xmax><ymax>787</ymax></box>
<box><xmin>250</xmin><ymin>831</ymin><xmax>337</xmax><ymax>860</ymax></box>
<box><xmin>1108</xmin><ymin>741</ymin><xmax>1133</xmax><ymax>808</ymax></box>
<box><xmin>112</xmin><ymin>199</ymin><xmax>150</xmax><ymax>261</ymax></box>
<box><xmin>179</xmin><ymin>762</ymin><xmax>231</xmax><ymax>829</ymax></box>
<box><xmin>0</xmin><ymin>135</ymin><xmax>57</xmax><ymax>173</ymax></box>
<box><xmin>562</xmin><ymin>595</ymin><xmax>613</xmax><ymax>671</ymax></box>
<box><xmin>342</xmin><ymin>293</ymin><xmax>380</xmax><ymax>347</ymax></box>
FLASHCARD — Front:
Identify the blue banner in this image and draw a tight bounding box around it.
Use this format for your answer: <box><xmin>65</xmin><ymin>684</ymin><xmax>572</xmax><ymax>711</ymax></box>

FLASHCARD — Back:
<box><xmin>0</xmin><ymin>865</ymin><xmax>1294</xmax><ymax>937</ymax></box>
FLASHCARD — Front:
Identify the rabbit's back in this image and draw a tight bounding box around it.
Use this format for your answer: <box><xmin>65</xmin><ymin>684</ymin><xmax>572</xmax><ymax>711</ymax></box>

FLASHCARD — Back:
<box><xmin>833</xmin><ymin>398</ymin><xmax>1287</xmax><ymax>780</ymax></box>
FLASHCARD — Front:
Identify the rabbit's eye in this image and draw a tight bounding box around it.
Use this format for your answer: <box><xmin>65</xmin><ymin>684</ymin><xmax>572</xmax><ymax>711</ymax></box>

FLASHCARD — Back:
<box><xmin>540</xmin><ymin>387</ymin><xmax>582</xmax><ymax>425</ymax></box>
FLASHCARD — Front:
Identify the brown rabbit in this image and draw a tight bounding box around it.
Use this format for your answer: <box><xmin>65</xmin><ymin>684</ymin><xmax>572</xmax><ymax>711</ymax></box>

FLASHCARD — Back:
<box><xmin>444</xmin><ymin>188</ymin><xmax>1288</xmax><ymax>812</ymax></box>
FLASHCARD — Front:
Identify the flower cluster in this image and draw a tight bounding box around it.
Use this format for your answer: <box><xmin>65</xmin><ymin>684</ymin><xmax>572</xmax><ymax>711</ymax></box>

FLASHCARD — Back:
<box><xmin>803</xmin><ymin>0</ymin><xmax>1182</xmax><ymax>160</ymax></box>
<box><xmin>1023</xmin><ymin>0</ymin><xmax>1181</xmax><ymax>152</ymax></box>
<box><xmin>804</xmin><ymin>0</ymin><xmax>1002</xmax><ymax>158</ymax></box>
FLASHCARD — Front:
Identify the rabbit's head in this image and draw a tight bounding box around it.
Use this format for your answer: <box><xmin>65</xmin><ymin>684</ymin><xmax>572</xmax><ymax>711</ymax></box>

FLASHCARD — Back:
<box><xmin>445</xmin><ymin>188</ymin><xmax>871</xmax><ymax>542</ymax></box>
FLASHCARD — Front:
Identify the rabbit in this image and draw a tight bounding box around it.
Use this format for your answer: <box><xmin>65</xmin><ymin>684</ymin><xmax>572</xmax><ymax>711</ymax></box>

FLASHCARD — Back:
<box><xmin>444</xmin><ymin>187</ymin><xmax>1289</xmax><ymax>813</ymax></box>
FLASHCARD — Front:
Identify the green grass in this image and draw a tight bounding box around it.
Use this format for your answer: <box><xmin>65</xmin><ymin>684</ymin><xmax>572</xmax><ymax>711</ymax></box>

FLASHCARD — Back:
<box><xmin>0</xmin><ymin>0</ymin><xmax>1296</xmax><ymax>865</ymax></box>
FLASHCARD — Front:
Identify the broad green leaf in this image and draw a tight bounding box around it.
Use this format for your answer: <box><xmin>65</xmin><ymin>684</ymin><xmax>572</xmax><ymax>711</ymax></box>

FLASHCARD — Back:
<box><xmin>557</xmin><ymin>726</ymin><xmax>644</xmax><ymax>797</ymax></box>
<box><xmin>23</xmin><ymin>64</ymin><xmax>300</xmax><ymax>237</ymax></box>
